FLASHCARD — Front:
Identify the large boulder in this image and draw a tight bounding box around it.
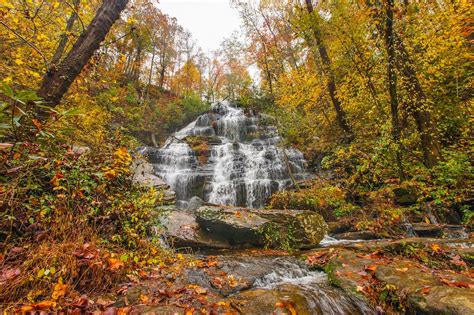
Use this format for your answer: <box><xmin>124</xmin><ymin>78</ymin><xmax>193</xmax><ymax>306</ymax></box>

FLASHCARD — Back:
<box><xmin>130</xmin><ymin>158</ymin><xmax>176</xmax><ymax>204</ymax></box>
<box><xmin>187</xmin><ymin>196</ymin><xmax>204</xmax><ymax>211</ymax></box>
<box><xmin>161</xmin><ymin>211</ymin><xmax>230</xmax><ymax>249</ymax></box>
<box><xmin>196</xmin><ymin>206</ymin><xmax>328</xmax><ymax>249</ymax></box>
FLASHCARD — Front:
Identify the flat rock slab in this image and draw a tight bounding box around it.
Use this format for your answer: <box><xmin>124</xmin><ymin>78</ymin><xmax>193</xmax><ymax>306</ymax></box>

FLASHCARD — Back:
<box><xmin>230</xmin><ymin>288</ymin><xmax>312</xmax><ymax>315</ymax></box>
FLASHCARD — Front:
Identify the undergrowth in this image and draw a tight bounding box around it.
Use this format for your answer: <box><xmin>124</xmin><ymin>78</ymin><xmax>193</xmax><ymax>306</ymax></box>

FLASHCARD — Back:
<box><xmin>0</xmin><ymin>84</ymin><xmax>169</xmax><ymax>310</ymax></box>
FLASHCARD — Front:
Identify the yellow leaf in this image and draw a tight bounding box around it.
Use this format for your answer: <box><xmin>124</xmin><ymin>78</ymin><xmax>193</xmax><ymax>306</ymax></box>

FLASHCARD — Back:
<box><xmin>431</xmin><ymin>243</ymin><xmax>441</xmax><ymax>253</ymax></box>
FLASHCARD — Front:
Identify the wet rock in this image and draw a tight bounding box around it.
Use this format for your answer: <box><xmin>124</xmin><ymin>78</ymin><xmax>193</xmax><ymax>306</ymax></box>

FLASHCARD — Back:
<box><xmin>184</xmin><ymin>255</ymin><xmax>283</xmax><ymax>296</ymax></box>
<box><xmin>187</xmin><ymin>196</ymin><xmax>204</xmax><ymax>211</ymax></box>
<box><xmin>412</xmin><ymin>223</ymin><xmax>443</xmax><ymax>237</ymax></box>
<box><xmin>333</xmin><ymin>231</ymin><xmax>379</xmax><ymax>240</ymax></box>
<box><xmin>230</xmin><ymin>288</ymin><xmax>311</xmax><ymax>315</ymax></box>
<box><xmin>163</xmin><ymin>190</ymin><xmax>176</xmax><ymax>203</ymax></box>
<box><xmin>327</xmin><ymin>221</ymin><xmax>353</xmax><ymax>234</ymax></box>
<box><xmin>162</xmin><ymin>211</ymin><xmax>230</xmax><ymax>249</ymax></box>
<box><xmin>442</xmin><ymin>224</ymin><xmax>468</xmax><ymax>239</ymax></box>
<box><xmin>129</xmin><ymin>305</ymin><xmax>183</xmax><ymax>315</ymax></box>
<box><xmin>131</xmin><ymin>158</ymin><xmax>176</xmax><ymax>204</ymax></box>
<box><xmin>196</xmin><ymin>206</ymin><xmax>328</xmax><ymax>249</ymax></box>
<box><xmin>375</xmin><ymin>261</ymin><xmax>442</xmax><ymax>293</ymax></box>
<box><xmin>310</xmin><ymin>240</ymin><xmax>474</xmax><ymax>315</ymax></box>
<box><xmin>415</xmin><ymin>286</ymin><xmax>474</xmax><ymax>314</ymax></box>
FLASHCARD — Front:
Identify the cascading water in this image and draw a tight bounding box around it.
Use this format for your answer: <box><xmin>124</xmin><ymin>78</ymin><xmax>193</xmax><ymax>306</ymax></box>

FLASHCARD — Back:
<box><xmin>146</xmin><ymin>101</ymin><xmax>307</xmax><ymax>208</ymax></box>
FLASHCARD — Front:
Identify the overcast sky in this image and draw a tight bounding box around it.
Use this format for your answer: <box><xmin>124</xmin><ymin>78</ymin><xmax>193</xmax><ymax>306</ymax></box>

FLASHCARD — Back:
<box><xmin>158</xmin><ymin>0</ymin><xmax>242</xmax><ymax>53</ymax></box>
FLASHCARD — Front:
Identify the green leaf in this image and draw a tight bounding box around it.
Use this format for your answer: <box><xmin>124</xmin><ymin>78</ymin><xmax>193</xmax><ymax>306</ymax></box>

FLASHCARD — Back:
<box><xmin>62</xmin><ymin>108</ymin><xmax>83</xmax><ymax>117</ymax></box>
<box><xmin>0</xmin><ymin>82</ymin><xmax>13</xmax><ymax>97</ymax></box>
<box><xmin>16</xmin><ymin>90</ymin><xmax>41</xmax><ymax>102</ymax></box>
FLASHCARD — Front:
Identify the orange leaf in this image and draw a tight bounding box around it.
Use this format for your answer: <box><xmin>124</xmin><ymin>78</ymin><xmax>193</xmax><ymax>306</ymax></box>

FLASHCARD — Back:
<box><xmin>420</xmin><ymin>287</ymin><xmax>430</xmax><ymax>294</ymax></box>
<box><xmin>108</xmin><ymin>258</ymin><xmax>124</xmax><ymax>271</ymax></box>
<box><xmin>365</xmin><ymin>265</ymin><xmax>377</xmax><ymax>271</ymax></box>
<box><xmin>34</xmin><ymin>300</ymin><xmax>57</xmax><ymax>309</ymax></box>
<box><xmin>52</xmin><ymin>282</ymin><xmax>68</xmax><ymax>300</ymax></box>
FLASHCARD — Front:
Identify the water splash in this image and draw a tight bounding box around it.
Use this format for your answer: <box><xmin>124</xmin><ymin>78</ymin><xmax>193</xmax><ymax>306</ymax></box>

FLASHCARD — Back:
<box><xmin>251</xmin><ymin>257</ymin><xmax>375</xmax><ymax>315</ymax></box>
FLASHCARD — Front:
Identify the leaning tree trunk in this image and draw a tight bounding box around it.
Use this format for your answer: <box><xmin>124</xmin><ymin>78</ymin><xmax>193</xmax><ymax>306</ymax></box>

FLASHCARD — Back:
<box><xmin>384</xmin><ymin>0</ymin><xmax>406</xmax><ymax>180</ymax></box>
<box><xmin>305</xmin><ymin>0</ymin><xmax>352</xmax><ymax>139</ymax></box>
<box><xmin>38</xmin><ymin>0</ymin><xmax>129</xmax><ymax>108</ymax></box>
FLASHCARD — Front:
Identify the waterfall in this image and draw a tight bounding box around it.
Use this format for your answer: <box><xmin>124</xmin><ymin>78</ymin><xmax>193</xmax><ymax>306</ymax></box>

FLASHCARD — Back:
<box><xmin>146</xmin><ymin>101</ymin><xmax>307</xmax><ymax>208</ymax></box>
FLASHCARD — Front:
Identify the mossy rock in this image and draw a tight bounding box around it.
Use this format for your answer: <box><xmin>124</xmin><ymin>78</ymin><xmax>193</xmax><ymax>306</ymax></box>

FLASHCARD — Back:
<box><xmin>195</xmin><ymin>206</ymin><xmax>328</xmax><ymax>249</ymax></box>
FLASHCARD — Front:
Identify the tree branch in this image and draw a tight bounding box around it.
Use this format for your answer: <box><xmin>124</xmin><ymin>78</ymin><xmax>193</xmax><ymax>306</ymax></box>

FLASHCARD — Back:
<box><xmin>0</xmin><ymin>19</ymin><xmax>49</xmax><ymax>70</ymax></box>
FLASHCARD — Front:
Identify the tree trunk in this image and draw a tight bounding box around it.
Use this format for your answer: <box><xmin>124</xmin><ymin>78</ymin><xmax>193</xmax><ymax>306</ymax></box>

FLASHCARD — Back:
<box><xmin>51</xmin><ymin>0</ymin><xmax>81</xmax><ymax>65</ymax></box>
<box><xmin>367</xmin><ymin>0</ymin><xmax>441</xmax><ymax>168</ymax></box>
<box><xmin>394</xmin><ymin>35</ymin><xmax>441</xmax><ymax>167</ymax></box>
<box><xmin>384</xmin><ymin>0</ymin><xmax>405</xmax><ymax>180</ymax></box>
<box><xmin>38</xmin><ymin>0</ymin><xmax>129</xmax><ymax>108</ymax></box>
<box><xmin>305</xmin><ymin>0</ymin><xmax>352</xmax><ymax>139</ymax></box>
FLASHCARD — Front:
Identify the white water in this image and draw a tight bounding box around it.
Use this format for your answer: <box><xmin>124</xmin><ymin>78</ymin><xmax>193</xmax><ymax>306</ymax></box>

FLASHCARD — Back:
<box><xmin>249</xmin><ymin>257</ymin><xmax>375</xmax><ymax>315</ymax></box>
<box><xmin>147</xmin><ymin>102</ymin><xmax>307</xmax><ymax>208</ymax></box>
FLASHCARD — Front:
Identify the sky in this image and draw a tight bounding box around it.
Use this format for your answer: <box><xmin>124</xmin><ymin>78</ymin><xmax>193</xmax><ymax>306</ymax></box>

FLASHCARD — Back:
<box><xmin>158</xmin><ymin>0</ymin><xmax>242</xmax><ymax>54</ymax></box>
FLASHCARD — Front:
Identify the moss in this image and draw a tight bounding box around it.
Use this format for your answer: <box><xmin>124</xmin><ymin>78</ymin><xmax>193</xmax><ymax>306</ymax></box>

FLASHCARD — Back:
<box><xmin>324</xmin><ymin>262</ymin><xmax>341</xmax><ymax>287</ymax></box>
<box><xmin>184</xmin><ymin>136</ymin><xmax>210</xmax><ymax>165</ymax></box>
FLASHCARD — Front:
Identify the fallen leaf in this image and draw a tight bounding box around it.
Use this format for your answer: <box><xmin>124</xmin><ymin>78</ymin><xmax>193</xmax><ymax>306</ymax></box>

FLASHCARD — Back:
<box><xmin>108</xmin><ymin>258</ymin><xmax>125</xmax><ymax>271</ymax></box>
<box><xmin>0</xmin><ymin>143</ymin><xmax>13</xmax><ymax>150</ymax></box>
<box><xmin>185</xmin><ymin>307</ymin><xmax>195</xmax><ymax>315</ymax></box>
<box><xmin>33</xmin><ymin>300</ymin><xmax>57</xmax><ymax>309</ymax></box>
<box><xmin>395</xmin><ymin>267</ymin><xmax>409</xmax><ymax>272</ymax></box>
<box><xmin>96</xmin><ymin>297</ymin><xmax>114</xmax><ymax>307</ymax></box>
<box><xmin>430</xmin><ymin>243</ymin><xmax>441</xmax><ymax>253</ymax></box>
<box><xmin>450</xmin><ymin>255</ymin><xmax>467</xmax><ymax>268</ymax></box>
<box><xmin>52</xmin><ymin>281</ymin><xmax>68</xmax><ymax>300</ymax></box>
<box><xmin>0</xmin><ymin>268</ymin><xmax>20</xmax><ymax>283</ymax></box>
<box><xmin>365</xmin><ymin>265</ymin><xmax>377</xmax><ymax>272</ymax></box>
<box><xmin>441</xmin><ymin>278</ymin><xmax>472</xmax><ymax>288</ymax></box>
<box><xmin>194</xmin><ymin>286</ymin><xmax>207</xmax><ymax>295</ymax></box>
<box><xmin>420</xmin><ymin>287</ymin><xmax>430</xmax><ymax>294</ymax></box>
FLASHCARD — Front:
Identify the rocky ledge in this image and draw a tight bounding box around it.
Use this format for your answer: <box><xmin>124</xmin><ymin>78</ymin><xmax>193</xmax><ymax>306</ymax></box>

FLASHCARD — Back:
<box><xmin>162</xmin><ymin>205</ymin><xmax>328</xmax><ymax>250</ymax></box>
<box><xmin>130</xmin><ymin>158</ymin><xmax>176</xmax><ymax>204</ymax></box>
<box><xmin>305</xmin><ymin>237</ymin><xmax>474</xmax><ymax>314</ymax></box>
